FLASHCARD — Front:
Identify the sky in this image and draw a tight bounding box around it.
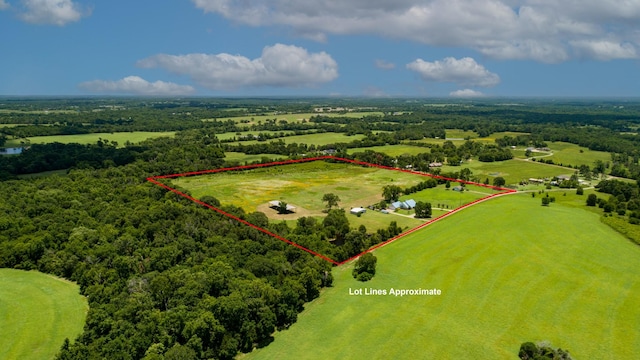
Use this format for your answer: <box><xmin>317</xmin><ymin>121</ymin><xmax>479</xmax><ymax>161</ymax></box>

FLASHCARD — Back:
<box><xmin>1</xmin><ymin>0</ymin><xmax>640</xmax><ymax>98</ymax></box>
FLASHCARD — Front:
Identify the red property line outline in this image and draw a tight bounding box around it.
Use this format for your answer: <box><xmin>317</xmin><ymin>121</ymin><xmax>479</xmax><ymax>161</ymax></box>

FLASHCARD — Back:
<box><xmin>147</xmin><ymin>156</ymin><xmax>516</xmax><ymax>266</ymax></box>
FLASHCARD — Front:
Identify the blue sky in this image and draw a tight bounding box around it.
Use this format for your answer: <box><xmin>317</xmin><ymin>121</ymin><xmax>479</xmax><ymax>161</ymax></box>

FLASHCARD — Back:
<box><xmin>1</xmin><ymin>0</ymin><xmax>639</xmax><ymax>97</ymax></box>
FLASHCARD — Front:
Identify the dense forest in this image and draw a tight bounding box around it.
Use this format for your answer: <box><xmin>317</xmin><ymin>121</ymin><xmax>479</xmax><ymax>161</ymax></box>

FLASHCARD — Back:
<box><xmin>2</xmin><ymin>97</ymin><xmax>640</xmax><ymax>359</ymax></box>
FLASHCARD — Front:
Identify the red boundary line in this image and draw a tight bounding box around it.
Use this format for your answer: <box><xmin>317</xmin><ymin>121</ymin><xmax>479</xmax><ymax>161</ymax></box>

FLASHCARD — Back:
<box><xmin>147</xmin><ymin>156</ymin><xmax>516</xmax><ymax>266</ymax></box>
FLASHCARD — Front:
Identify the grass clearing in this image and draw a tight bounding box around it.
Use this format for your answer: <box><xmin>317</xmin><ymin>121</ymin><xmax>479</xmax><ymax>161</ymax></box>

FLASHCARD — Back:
<box><xmin>171</xmin><ymin>160</ymin><xmax>492</xmax><ymax>233</ymax></box>
<box><xmin>245</xmin><ymin>194</ymin><xmax>640</xmax><ymax>360</ymax></box>
<box><xmin>544</xmin><ymin>141</ymin><xmax>612</xmax><ymax>167</ymax></box>
<box><xmin>442</xmin><ymin>159</ymin><xmax>575</xmax><ymax>186</ymax></box>
<box><xmin>223</xmin><ymin>152</ymin><xmax>287</xmax><ymax>164</ymax></box>
<box><xmin>346</xmin><ymin>144</ymin><xmax>429</xmax><ymax>157</ymax></box>
<box><xmin>226</xmin><ymin>132</ymin><xmax>364</xmax><ymax>147</ymax></box>
<box><xmin>215</xmin><ymin>130</ymin><xmax>298</xmax><ymax>141</ymax></box>
<box><xmin>0</xmin><ymin>269</ymin><xmax>87</xmax><ymax>360</ymax></box>
<box><xmin>207</xmin><ymin>112</ymin><xmax>384</xmax><ymax>125</ymax></box>
<box><xmin>5</xmin><ymin>131</ymin><xmax>176</xmax><ymax>147</ymax></box>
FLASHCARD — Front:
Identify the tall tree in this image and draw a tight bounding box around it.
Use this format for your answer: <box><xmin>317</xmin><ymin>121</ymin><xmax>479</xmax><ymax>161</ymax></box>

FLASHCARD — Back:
<box><xmin>321</xmin><ymin>193</ymin><xmax>341</xmax><ymax>210</ymax></box>
<box><xmin>414</xmin><ymin>201</ymin><xmax>432</xmax><ymax>218</ymax></box>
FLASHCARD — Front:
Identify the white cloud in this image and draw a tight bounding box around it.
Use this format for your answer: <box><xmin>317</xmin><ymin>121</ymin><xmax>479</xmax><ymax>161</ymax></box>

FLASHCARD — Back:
<box><xmin>450</xmin><ymin>89</ymin><xmax>485</xmax><ymax>98</ymax></box>
<box><xmin>406</xmin><ymin>57</ymin><xmax>500</xmax><ymax>87</ymax></box>
<box><xmin>137</xmin><ymin>44</ymin><xmax>338</xmax><ymax>90</ymax></box>
<box><xmin>570</xmin><ymin>40</ymin><xmax>638</xmax><ymax>61</ymax></box>
<box><xmin>78</xmin><ymin>76</ymin><xmax>196</xmax><ymax>96</ymax></box>
<box><xmin>375</xmin><ymin>59</ymin><xmax>395</xmax><ymax>70</ymax></box>
<box><xmin>19</xmin><ymin>0</ymin><xmax>87</xmax><ymax>26</ymax></box>
<box><xmin>0</xmin><ymin>1</ymin><xmax>9</xmax><ymax>10</ymax></box>
<box><xmin>191</xmin><ymin>0</ymin><xmax>640</xmax><ymax>62</ymax></box>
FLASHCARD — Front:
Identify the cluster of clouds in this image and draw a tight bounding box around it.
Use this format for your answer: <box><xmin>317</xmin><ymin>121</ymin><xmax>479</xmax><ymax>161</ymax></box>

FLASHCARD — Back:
<box><xmin>79</xmin><ymin>76</ymin><xmax>196</xmax><ymax>97</ymax></box>
<box><xmin>8</xmin><ymin>0</ymin><xmax>638</xmax><ymax>95</ymax></box>
<box><xmin>81</xmin><ymin>48</ymin><xmax>498</xmax><ymax>96</ymax></box>
<box><xmin>0</xmin><ymin>0</ymin><xmax>88</xmax><ymax>26</ymax></box>
<box><xmin>192</xmin><ymin>0</ymin><xmax>640</xmax><ymax>62</ymax></box>
<box><xmin>81</xmin><ymin>44</ymin><xmax>339</xmax><ymax>96</ymax></box>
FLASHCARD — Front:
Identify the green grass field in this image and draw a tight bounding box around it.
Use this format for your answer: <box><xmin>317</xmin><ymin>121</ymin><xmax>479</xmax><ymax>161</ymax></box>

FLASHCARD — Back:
<box><xmin>346</xmin><ymin>144</ymin><xmax>429</xmax><ymax>157</ymax></box>
<box><xmin>544</xmin><ymin>141</ymin><xmax>611</xmax><ymax>167</ymax></box>
<box><xmin>5</xmin><ymin>131</ymin><xmax>176</xmax><ymax>148</ymax></box>
<box><xmin>223</xmin><ymin>152</ymin><xmax>287</xmax><ymax>164</ymax></box>
<box><xmin>0</xmin><ymin>269</ymin><xmax>87</xmax><ymax>360</ymax></box>
<box><xmin>172</xmin><ymin>161</ymin><xmax>427</xmax><ymax>215</ymax></box>
<box><xmin>172</xmin><ymin>160</ymin><xmax>504</xmax><ymax>234</ymax></box>
<box><xmin>215</xmin><ymin>130</ymin><xmax>298</xmax><ymax>141</ymax></box>
<box><xmin>226</xmin><ymin>132</ymin><xmax>364</xmax><ymax>147</ymax></box>
<box><xmin>206</xmin><ymin>111</ymin><xmax>384</xmax><ymax>125</ymax></box>
<box><xmin>245</xmin><ymin>194</ymin><xmax>640</xmax><ymax>360</ymax></box>
<box><xmin>441</xmin><ymin>159</ymin><xmax>575</xmax><ymax>186</ymax></box>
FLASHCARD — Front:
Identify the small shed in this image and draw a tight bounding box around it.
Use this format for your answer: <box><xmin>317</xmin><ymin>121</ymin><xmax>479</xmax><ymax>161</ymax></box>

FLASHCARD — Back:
<box><xmin>350</xmin><ymin>207</ymin><xmax>366</xmax><ymax>215</ymax></box>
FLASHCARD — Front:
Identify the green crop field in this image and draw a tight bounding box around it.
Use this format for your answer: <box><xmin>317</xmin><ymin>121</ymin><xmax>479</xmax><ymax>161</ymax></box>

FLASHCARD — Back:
<box><xmin>0</xmin><ymin>269</ymin><xmax>87</xmax><ymax>360</ymax></box>
<box><xmin>226</xmin><ymin>132</ymin><xmax>365</xmax><ymax>146</ymax></box>
<box><xmin>5</xmin><ymin>131</ymin><xmax>176</xmax><ymax>148</ymax></box>
<box><xmin>245</xmin><ymin>194</ymin><xmax>640</xmax><ymax>360</ymax></box>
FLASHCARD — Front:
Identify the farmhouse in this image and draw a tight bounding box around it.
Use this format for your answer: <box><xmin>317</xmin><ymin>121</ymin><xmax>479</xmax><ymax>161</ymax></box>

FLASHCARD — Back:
<box><xmin>389</xmin><ymin>199</ymin><xmax>417</xmax><ymax>210</ymax></box>
<box><xmin>350</xmin><ymin>207</ymin><xmax>366</xmax><ymax>215</ymax></box>
<box><xmin>269</xmin><ymin>200</ymin><xmax>296</xmax><ymax>212</ymax></box>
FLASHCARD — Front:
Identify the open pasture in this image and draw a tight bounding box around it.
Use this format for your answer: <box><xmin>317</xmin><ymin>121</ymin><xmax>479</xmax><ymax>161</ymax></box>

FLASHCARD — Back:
<box><xmin>400</xmin><ymin>184</ymin><xmax>495</xmax><ymax>210</ymax></box>
<box><xmin>215</xmin><ymin>130</ymin><xmax>297</xmax><ymax>141</ymax></box>
<box><xmin>207</xmin><ymin>111</ymin><xmax>384</xmax><ymax>125</ymax></box>
<box><xmin>0</xmin><ymin>269</ymin><xmax>87</xmax><ymax>360</ymax></box>
<box><xmin>441</xmin><ymin>159</ymin><xmax>574</xmax><ymax>186</ymax></box>
<box><xmin>5</xmin><ymin>131</ymin><xmax>175</xmax><ymax>148</ymax></box>
<box><xmin>223</xmin><ymin>152</ymin><xmax>287</xmax><ymax>164</ymax></box>
<box><xmin>172</xmin><ymin>161</ymin><xmax>426</xmax><ymax>217</ymax></box>
<box><xmin>226</xmin><ymin>132</ymin><xmax>364</xmax><ymax>146</ymax></box>
<box><xmin>544</xmin><ymin>141</ymin><xmax>611</xmax><ymax>166</ymax></box>
<box><xmin>246</xmin><ymin>194</ymin><xmax>640</xmax><ymax>360</ymax></box>
<box><xmin>171</xmin><ymin>160</ymin><xmax>496</xmax><ymax>233</ymax></box>
<box><xmin>346</xmin><ymin>144</ymin><xmax>430</xmax><ymax>157</ymax></box>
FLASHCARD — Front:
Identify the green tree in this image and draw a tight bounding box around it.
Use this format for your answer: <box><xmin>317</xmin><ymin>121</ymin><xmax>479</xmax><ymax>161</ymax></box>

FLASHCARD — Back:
<box><xmin>586</xmin><ymin>193</ymin><xmax>597</xmax><ymax>206</ymax></box>
<box><xmin>321</xmin><ymin>193</ymin><xmax>341</xmax><ymax>210</ymax></box>
<box><xmin>541</xmin><ymin>197</ymin><xmax>550</xmax><ymax>206</ymax></box>
<box><xmin>277</xmin><ymin>200</ymin><xmax>289</xmax><ymax>214</ymax></box>
<box><xmin>493</xmin><ymin>176</ymin><xmax>506</xmax><ymax>187</ymax></box>
<box><xmin>576</xmin><ymin>186</ymin><xmax>584</xmax><ymax>195</ymax></box>
<box><xmin>414</xmin><ymin>201</ymin><xmax>432</xmax><ymax>218</ymax></box>
<box><xmin>352</xmin><ymin>253</ymin><xmax>377</xmax><ymax>282</ymax></box>
<box><xmin>382</xmin><ymin>185</ymin><xmax>402</xmax><ymax>202</ymax></box>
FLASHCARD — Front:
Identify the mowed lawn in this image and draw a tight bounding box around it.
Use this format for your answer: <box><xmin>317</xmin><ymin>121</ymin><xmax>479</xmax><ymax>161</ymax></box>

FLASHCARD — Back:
<box><xmin>245</xmin><ymin>194</ymin><xmax>640</xmax><ymax>360</ymax></box>
<box><xmin>0</xmin><ymin>269</ymin><xmax>87</xmax><ymax>360</ymax></box>
<box><xmin>5</xmin><ymin>131</ymin><xmax>175</xmax><ymax>147</ymax></box>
